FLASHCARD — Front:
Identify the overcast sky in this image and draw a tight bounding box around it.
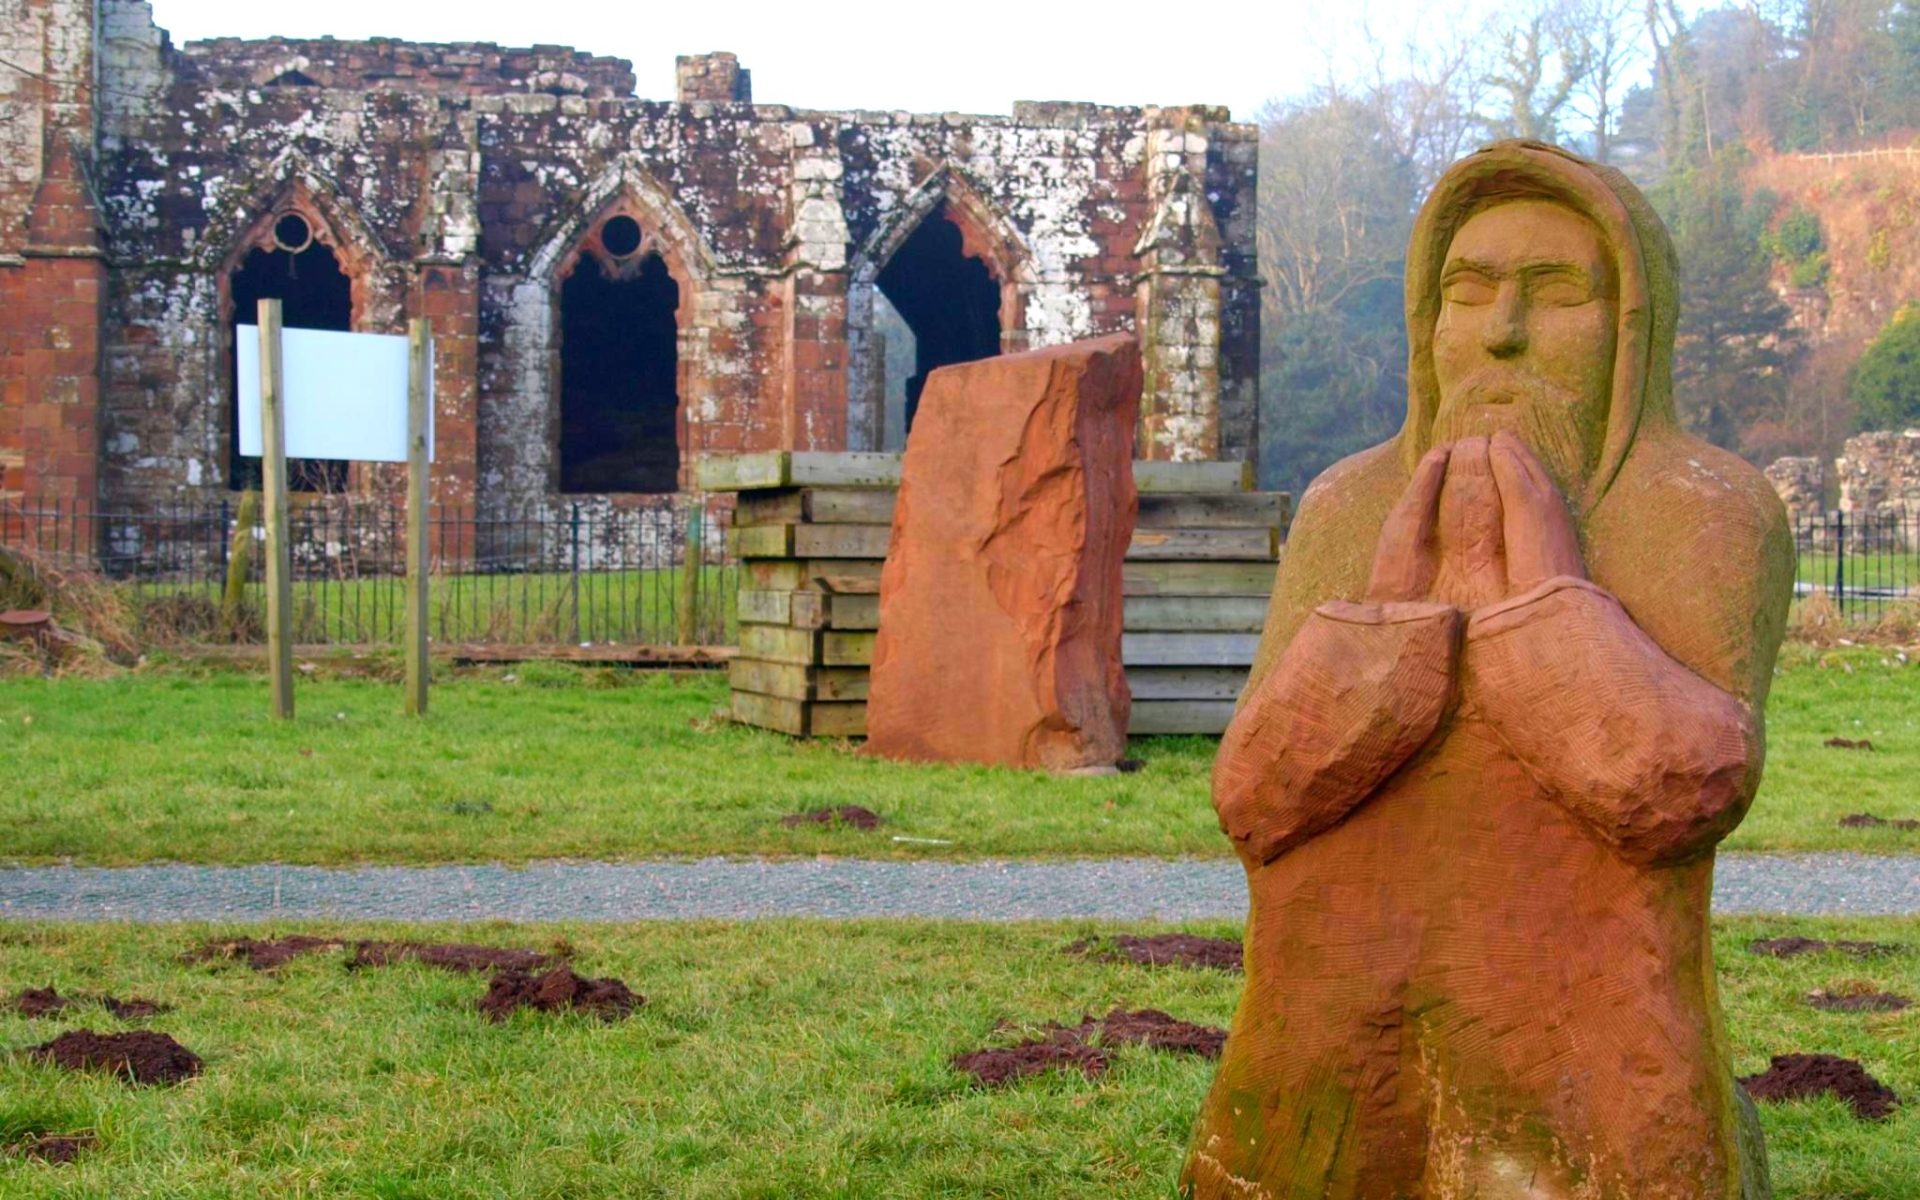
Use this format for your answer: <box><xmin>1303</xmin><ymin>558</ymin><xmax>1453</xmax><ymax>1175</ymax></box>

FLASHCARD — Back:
<box><xmin>147</xmin><ymin>0</ymin><xmax>1518</xmax><ymax>124</ymax></box>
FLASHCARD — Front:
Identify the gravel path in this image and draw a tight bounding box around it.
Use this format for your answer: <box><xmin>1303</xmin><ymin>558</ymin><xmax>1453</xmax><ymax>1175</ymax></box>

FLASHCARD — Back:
<box><xmin>0</xmin><ymin>853</ymin><xmax>1914</xmax><ymax>922</ymax></box>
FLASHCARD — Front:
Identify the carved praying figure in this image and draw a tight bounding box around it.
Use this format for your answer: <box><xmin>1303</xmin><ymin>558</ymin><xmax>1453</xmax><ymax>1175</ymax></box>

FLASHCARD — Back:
<box><xmin>1182</xmin><ymin>142</ymin><xmax>1793</xmax><ymax>1199</ymax></box>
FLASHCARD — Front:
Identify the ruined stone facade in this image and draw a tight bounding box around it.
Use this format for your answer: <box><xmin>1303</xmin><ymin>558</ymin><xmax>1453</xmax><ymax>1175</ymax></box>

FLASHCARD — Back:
<box><xmin>0</xmin><ymin>0</ymin><xmax>1260</xmax><ymax>519</ymax></box>
<box><xmin>1763</xmin><ymin>454</ymin><xmax>1825</xmax><ymax>527</ymax></box>
<box><xmin>1835</xmin><ymin>429</ymin><xmax>1920</xmax><ymax>541</ymax></box>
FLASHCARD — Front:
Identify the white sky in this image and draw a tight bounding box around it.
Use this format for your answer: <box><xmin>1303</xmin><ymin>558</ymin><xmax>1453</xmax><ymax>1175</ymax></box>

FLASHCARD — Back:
<box><xmin>146</xmin><ymin>0</ymin><xmax>1513</xmax><ymax>124</ymax></box>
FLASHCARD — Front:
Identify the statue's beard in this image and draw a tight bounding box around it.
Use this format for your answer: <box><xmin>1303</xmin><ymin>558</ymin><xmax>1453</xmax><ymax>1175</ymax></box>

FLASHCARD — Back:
<box><xmin>1429</xmin><ymin>367</ymin><xmax>1603</xmax><ymax>495</ymax></box>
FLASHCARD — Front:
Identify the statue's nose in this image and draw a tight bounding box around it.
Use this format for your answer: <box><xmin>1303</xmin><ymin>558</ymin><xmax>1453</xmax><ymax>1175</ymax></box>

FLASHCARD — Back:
<box><xmin>1482</xmin><ymin>284</ymin><xmax>1527</xmax><ymax>358</ymax></box>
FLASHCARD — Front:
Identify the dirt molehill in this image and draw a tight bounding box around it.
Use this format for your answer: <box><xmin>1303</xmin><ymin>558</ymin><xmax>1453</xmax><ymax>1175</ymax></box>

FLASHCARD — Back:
<box><xmin>1839</xmin><ymin>812</ymin><xmax>1920</xmax><ymax>831</ymax></box>
<box><xmin>185</xmin><ymin>935</ymin><xmax>344</xmax><ymax>971</ymax></box>
<box><xmin>1747</xmin><ymin>936</ymin><xmax>1904</xmax><ymax>959</ymax></box>
<box><xmin>953</xmin><ymin>1007</ymin><xmax>1227</xmax><ymax>1087</ymax></box>
<box><xmin>7</xmin><ymin>1133</ymin><xmax>95</xmax><ymax>1165</ymax></box>
<box><xmin>348</xmin><ymin>940</ymin><xmax>558</xmax><ymax>974</ymax></box>
<box><xmin>1741</xmin><ymin>1053</ymin><xmax>1899</xmax><ymax>1121</ymax></box>
<box><xmin>26</xmin><ymin>1029</ymin><xmax>202</xmax><ymax>1086</ymax></box>
<box><xmin>476</xmin><ymin>966</ymin><xmax>644</xmax><ymax>1022</ymax></box>
<box><xmin>781</xmin><ymin>805</ymin><xmax>882</xmax><ymax>830</ymax></box>
<box><xmin>1066</xmin><ymin>934</ymin><xmax>1242</xmax><ymax>973</ymax></box>
<box><xmin>1805</xmin><ymin>987</ymin><xmax>1913</xmax><ymax>1013</ymax></box>
<box><xmin>8</xmin><ymin>987</ymin><xmax>169</xmax><ymax>1020</ymax></box>
<box><xmin>1825</xmin><ymin>736</ymin><xmax>1874</xmax><ymax>750</ymax></box>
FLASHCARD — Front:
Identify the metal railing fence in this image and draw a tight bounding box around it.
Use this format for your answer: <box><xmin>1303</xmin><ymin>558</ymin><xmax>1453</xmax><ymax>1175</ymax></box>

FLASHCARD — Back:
<box><xmin>1793</xmin><ymin>510</ymin><xmax>1918</xmax><ymax>620</ymax></box>
<box><xmin>0</xmin><ymin>496</ymin><xmax>736</xmax><ymax>648</ymax></box>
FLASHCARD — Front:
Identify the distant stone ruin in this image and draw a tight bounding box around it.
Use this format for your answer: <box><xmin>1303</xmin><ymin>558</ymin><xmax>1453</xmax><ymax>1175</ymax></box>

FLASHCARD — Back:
<box><xmin>1766</xmin><ymin>429</ymin><xmax>1920</xmax><ymax>546</ymax></box>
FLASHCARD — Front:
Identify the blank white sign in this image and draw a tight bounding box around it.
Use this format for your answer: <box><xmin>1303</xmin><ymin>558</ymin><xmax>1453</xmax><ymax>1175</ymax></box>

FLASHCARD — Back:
<box><xmin>238</xmin><ymin>325</ymin><xmax>433</xmax><ymax>464</ymax></box>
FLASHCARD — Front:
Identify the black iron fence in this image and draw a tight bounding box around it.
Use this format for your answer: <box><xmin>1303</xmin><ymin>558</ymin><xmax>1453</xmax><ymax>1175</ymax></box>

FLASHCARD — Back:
<box><xmin>0</xmin><ymin>496</ymin><xmax>737</xmax><ymax>647</ymax></box>
<box><xmin>1793</xmin><ymin>509</ymin><xmax>1918</xmax><ymax>620</ymax></box>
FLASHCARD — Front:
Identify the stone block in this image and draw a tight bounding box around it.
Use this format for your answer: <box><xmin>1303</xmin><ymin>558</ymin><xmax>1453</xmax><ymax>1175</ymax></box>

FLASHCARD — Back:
<box><xmin>865</xmin><ymin>334</ymin><xmax>1141</xmax><ymax>771</ymax></box>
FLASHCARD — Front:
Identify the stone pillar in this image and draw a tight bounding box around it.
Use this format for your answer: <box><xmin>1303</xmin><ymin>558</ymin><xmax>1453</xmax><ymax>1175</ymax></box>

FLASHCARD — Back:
<box><xmin>1134</xmin><ymin>112</ymin><xmax>1226</xmax><ymax>463</ymax></box>
<box><xmin>675</xmin><ymin>53</ymin><xmax>752</xmax><ymax>104</ymax></box>
<box><xmin>0</xmin><ymin>0</ymin><xmax>105</xmax><ymax>512</ymax></box>
<box><xmin>779</xmin><ymin>121</ymin><xmax>851</xmax><ymax>451</ymax></box>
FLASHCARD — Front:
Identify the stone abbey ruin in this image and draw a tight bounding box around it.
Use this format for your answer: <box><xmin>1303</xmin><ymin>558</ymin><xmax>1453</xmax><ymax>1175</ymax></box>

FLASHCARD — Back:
<box><xmin>0</xmin><ymin>0</ymin><xmax>1259</xmax><ymax>516</ymax></box>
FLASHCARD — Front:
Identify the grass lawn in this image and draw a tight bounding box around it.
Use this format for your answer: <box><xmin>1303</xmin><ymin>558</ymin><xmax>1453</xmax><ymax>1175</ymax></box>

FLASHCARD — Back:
<box><xmin>0</xmin><ymin>917</ymin><xmax>1913</xmax><ymax>1199</ymax></box>
<box><xmin>0</xmin><ymin>646</ymin><xmax>1914</xmax><ymax>866</ymax></box>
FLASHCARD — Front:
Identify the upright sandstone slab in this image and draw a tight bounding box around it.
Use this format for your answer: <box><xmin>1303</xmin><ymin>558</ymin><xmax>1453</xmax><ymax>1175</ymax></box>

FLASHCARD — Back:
<box><xmin>865</xmin><ymin>335</ymin><xmax>1141</xmax><ymax>770</ymax></box>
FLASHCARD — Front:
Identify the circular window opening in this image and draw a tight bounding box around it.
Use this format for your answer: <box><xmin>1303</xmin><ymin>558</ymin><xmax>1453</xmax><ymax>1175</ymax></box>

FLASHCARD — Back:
<box><xmin>600</xmin><ymin>215</ymin><xmax>643</xmax><ymax>258</ymax></box>
<box><xmin>273</xmin><ymin>213</ymin><xmax>314</xmax><ymax>254</ymax></box>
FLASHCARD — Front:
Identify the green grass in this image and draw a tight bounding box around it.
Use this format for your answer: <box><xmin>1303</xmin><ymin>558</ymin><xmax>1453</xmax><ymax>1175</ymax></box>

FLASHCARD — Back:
<box><xmin>0</xmin><ymin>917</ymin><xmax>1913</xmax><ymax>1198</ymax></box>
<box><xmin>0</xmin><ymin>647</ymin><xmax>1913</xmax><ymax>866</ymax></box>
<box><xmin>1797</xmin><ymin>550</ymin><xmax>1920</xmax><ymax>593</ymax></box>
<box><xmin>139</xmin><ymin>566</ymin><xmax>739</xmax><ymax>648</ymax></box>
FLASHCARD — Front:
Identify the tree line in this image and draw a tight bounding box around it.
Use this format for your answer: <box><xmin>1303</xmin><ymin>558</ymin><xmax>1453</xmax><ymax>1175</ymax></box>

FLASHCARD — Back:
<box><xmin>1257</xmin><ymin>0</ymin><xmax>1920</xmax><ymax>497</ymax></box>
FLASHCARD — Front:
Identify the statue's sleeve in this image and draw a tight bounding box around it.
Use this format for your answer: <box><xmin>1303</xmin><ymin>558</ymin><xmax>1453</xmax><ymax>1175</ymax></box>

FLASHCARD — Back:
<box><xmin>1464</xmin><ymin>576</ymin><xmax>1761</xmax><ymax>866</ymax></box>
<box><xmin>1214</xmin><ymin>598</ymin><xmax>1461</xmax><ymax>867</ymax></box>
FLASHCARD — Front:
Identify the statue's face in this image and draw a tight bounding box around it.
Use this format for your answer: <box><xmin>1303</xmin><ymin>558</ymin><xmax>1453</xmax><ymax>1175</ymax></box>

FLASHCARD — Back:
<box><xmin>1430</xmin><ymin>198</ymin><xmax>1617</xmax><ymax>491</ymax></box>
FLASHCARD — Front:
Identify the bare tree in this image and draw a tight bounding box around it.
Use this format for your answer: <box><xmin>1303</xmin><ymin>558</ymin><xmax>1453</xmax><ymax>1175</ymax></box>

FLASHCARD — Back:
<box><xmin>1484</xmin><ymin>1</ymin><xmax>1596</xmax><ymax>144</ymax></box>
<box><xmin>1563</xmin><ymin>0</ymin><xmax>1650</xmax><ymax>160</ymax></box>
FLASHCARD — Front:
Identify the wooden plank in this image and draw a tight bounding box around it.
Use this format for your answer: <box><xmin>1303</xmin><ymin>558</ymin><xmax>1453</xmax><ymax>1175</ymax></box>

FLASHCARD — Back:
<box><xmin>793</xmin><ymin>523</ymin><xmax>892</xmax><ymax>559</ymax></box>
<box><xmin>809</xmin><ymin>701</ymin><xmax>868</xmax><ymax>737</ymax></box>
<box><xmin>733</xmin><ymin>490</ymin><xmax>807</xmax><ymax>527</ymax></box>
<box><xmin>743</xmin><ymin>560</ymin><xmax>808</xmax><ymax>592</ymax></box>
<box><xmin>1128</xmin><ymin>528</ymin><xmax>1278</xmax><ymax>561</ymax></box>
<box><xmin>1125</xmin><ymin>666</ymin><xmax>1249</xmax><ymax>701</ymax></box>
<box><xmin>1127</xmin><ymin>700</ymin><xmax>1237</xmax><ymax>735</ymax></box>
<box><xmin>696</xmin><ymin>452</ymin><xmax>792</xmax><ymax>492</ymax></box>
<box><xmin>825</xmin><ymin>594</ymin><xmax>880</xmax><ymax>630</ymax></box>
<box><xmin>795</xmin><ymin>592</ymin><xmax>881</xmax><ymax>631</ymax></box>
<box><xmin>1122</xmin><ymin>560</ymin><xmax>1278</xmax><ymax>596</ymax></box>
<box><xmin>1124</xmin><ymin>595</ymin><xmax>1269</xmax><ymax>632</ymax></box>
<box><xmin>805</xmin><ymin>489</ymin><xmax>898</xmax><ymax>525</ymax></box>
<box><xmin>821</xmin><ymin>631</ymin><xmax>876</xmax><ymax>667</ymax></box>
<box><xmin>258</xmin><ymin>299</ymin><xmax>294</xmax><ymax>721</ymax></box>
<box><xmin>729</xmin><ymin>660</ymin><xmax>872</xmax><ymax>702</ymax></box>
<box><xmin>1122</xmin><ymin>632</ymin><xmax>1260</xmax><ymax>667</ymax></box>
<box><xmin>1138</xmin><ymin>492</ymin><xmax>1289</xmax><ymax>529</ymax></box>
<box><xmin>801</xmin><ymin>559</ymin><xmax>885</xmax><ymax>594</ymax></box>
<box><xmin>788</xmin><ymin>452</ymin><xmax>904</xmax><ymax>488</ymax></box>
<box><xmin>730</xmin><ymin>689</ymin><xmax>808</xmax><ymax>736</ymax></box>
<box><xmin>737</xmin><ymin>590</ymin><xmax>794</xmax><ymax>625</ymax></box>
<box><xmin>404</xmin><ymin>318</ymin><xmax>431</xmax><ymax>717</ymax></box>
<box><xmin>738</xmin><ymin>624</ymin><xmax>818</xmax><ymax>666</ymax></box>
<box><xmin>728</xmin><ymin>524</ymin><xmax>796</xmax><ymax>559</ymax></box>
<box><xmin>729</xmin><ymin>659</ymin><xmax>810</xmax><ymax>701</ymax></box>
<box><xmin>1133</xmin><ymin>461</ymin><xmax>1254</xmax><ymax>494</ymax></box>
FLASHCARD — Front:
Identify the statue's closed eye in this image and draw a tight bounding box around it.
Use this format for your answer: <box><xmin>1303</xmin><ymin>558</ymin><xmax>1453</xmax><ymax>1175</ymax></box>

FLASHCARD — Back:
<box><xmin>1443</xmin><ymin>277</ymin><xmax>1497</xmax><ymax>306</ymax></box>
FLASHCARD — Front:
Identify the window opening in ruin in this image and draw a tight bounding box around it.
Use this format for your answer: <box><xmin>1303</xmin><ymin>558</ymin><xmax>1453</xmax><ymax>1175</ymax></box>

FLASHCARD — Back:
<box><xmin>876</xmin><ymin>200</ymin><xmax>1002</xmax><ymax>439</ymax></box>
<box><xmin>265</xmin><ymin>69</ymin><xmax>320</xmax><ymax>88</ymax></box>
<box><xmin>873</xmin><ymin>292</ymin><xmax>916</xmax><ymax>453</ymax></box>
<box><xmin>558</xmin><ymin>251</ymin><xmax>681</xmax><ymax>494</ymax></box>
<box><xmin>227</xmin><ymin>230</ymin><xmax>353</xmax><ymax>492</ymax></box>
<box><xmin>600</xmin><ymin>215</ymin><xmax>643</xmax><ymax>258</ymax></box>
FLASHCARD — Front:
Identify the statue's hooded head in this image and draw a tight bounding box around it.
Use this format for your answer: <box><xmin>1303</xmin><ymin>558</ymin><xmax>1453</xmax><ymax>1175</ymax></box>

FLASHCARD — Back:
<box><xmin>1402</xmin><ymin>140</ymin><xmax>1679</xmax><ymax>516</ymax></box>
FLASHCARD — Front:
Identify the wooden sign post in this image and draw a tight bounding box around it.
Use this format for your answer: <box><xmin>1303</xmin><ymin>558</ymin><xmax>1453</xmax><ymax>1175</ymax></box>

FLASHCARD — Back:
<box><xmin>404</xmin><ymin>318</ymin><xmax>431</xmax><ymax>715</ymax></box>
<box><xmin>257</xmin><ymin>299</ymin><xmax>295</xmax><ymax>721</ymax></box>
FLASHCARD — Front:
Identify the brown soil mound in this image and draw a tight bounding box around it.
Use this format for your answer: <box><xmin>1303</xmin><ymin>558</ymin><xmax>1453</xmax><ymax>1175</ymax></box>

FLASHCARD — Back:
<box><xmin>476</xmin><ymin>967</ymin><xmax>643</xmax><ymax>1022</ymax></box>
<box><xmin>1839</xmin><ymin>812</ymin><xmax>1920</xmax><ymax>830</ymax></box>
<box><xmin>8</xmin><ymin>1133</ymin><xmax>95</xmax><ymax>1165</ymax></box>
<box><xmin>1747</xmin><ymin>936</ymin><xmax>1904</xmax><ymax>959</ymax></box>
<box><xmin>9</xmin><ymin>987</ymin><xmax>169</xmax><ymax>1020</ymax></box>
<box><xmin>348</xmin><ymin>941</ymin><xmax>558</xmax><ymax>973</ymax></box>
<box><xmin>1067</xmin><ymin>934</ymin><xmax>1243</xmax><ymax>973</ymax></box>
<box><xmin>954</xmin><ymin>1007</ymin><xmax>1227</xmax><ymax>1087</ymax></box>
<box><xmin>1742</xmin><ymin>1053</ymin><xmax>1899</xmax><ymax>1120</ymax></box>
<box><xmin>952</xmin><ymin>1039</ymin><xmax>1110</xmax><ymax>1086</ymax></box>
<box><xmin>781</xmin><ymin>805</ymin><xmax>882</xmax><ymax>830</ymax></box>
<box><xmin>26</xmin><ymin>1030</ymin><xmax>202</xmax><ymax>1086</ymax></box>
<box><xmin>1825</xmin><ymin>737</ymin><xmax>1874</xmax><ymax>750</ymax></box>
<box><xmin>1806</xmin><ymin>989</ymin><xmax>1913</xmax><ymax>1013</ymax></box>
<box><xmin>185</xmin><ymin>935</ymin><xmax>343</xmax><ymax>971</ymax></box>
